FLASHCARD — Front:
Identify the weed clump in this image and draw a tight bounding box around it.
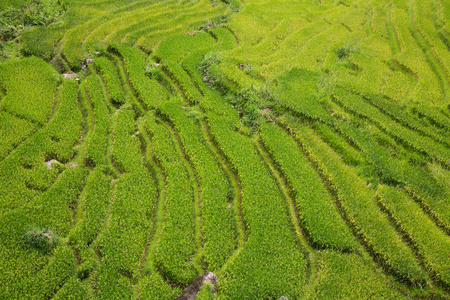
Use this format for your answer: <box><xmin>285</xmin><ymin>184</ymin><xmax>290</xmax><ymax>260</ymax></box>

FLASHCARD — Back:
<box><xmin>0</xmin><ymin>0</ymin><xmax>65</xmax><ymax>42</ymax></box>
<box><xmin>335</xmin><ymin>46</ymin><xmax>356</xmax><ymax>59</ymax></box>
<box><xmin>22</xmin><ymin>226</ymin><xmax>60</xmax><ymax>251</ymax></box>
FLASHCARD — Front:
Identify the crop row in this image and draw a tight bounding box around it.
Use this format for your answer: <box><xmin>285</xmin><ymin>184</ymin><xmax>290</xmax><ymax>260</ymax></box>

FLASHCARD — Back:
<box><xmin>336</xmin><ymin>119</ymin><xmax>450</xmax><ymax>234</ymax></box>
<box><xmin>377</xmin><ymin>186</ymin><xmax>450</xmax><ymax>289</ymax></box>
<box><xmin>0</xmin><ymin>57</ymin><xmax>58</xmax><ymax>125</ymax></box>
<box><xmin>95</xmin><ymin>108</ymin><xmax>157</xmax><ymax>298</ymax></box>
<box><xmin>93</xmin><ymin>57</ymin><xmax>126</xmax><ymax>106</ymax></box>
<box><xmin>279</xmin><ymin>115</ymin><xmax>428</xmax><ymax>285</ymax></box>
<box><xmin>332</xmin><ymin>87</ymin><xmax>450</xmax><ymax>164</ymax></box>
<box><xmin>138</xmin><ymin>121</ymin><xmax>182</xmax><ymax>299</ymax></box>
<box><xmin>132</xmin><ymin>7</ymin><xmax>227</xmax><ymax>52</ymax></box>
<box><xmin>85</xmin><ymin>72</ymin><xmax>111</xmax><ymax>167</ymax></box>
<box><xmin>0</xmin><ymin>167</ymin><xmax>87</xmax><ymax>296</ymax></box>
<box><xmin>84</xmin><ymin>0</ymin><xmax>177</xmax><ymax>50</ymax></box>
<box><xmin>364</xmin><ymin>95</ymin><xmax>450</xmax><ymax>148</ymax></box>
<box><xmin>108</xmin><ymin>53</ymin><xmax>146</xmax><ymax>116</ymax></box>
<box><xmin>260</xmin><ymin>123</ymin><xmax>358</xmax><ymax>252</ymax></box>
<box><xmin>409</xmin><ymin>0</ymin><xmax>450</xmax><ymax>98</ymax></box>
<box><xmin>144</xmin><ymin>114</ymin><xmax>198</xmax><ymax>285</ymax></box>
<box><xmin>275</xmin><ymin>68</ymin><xmax>334</xmax><ymax>124</ymax></box>
<box><xmin>109</xmin><ymin>44</ymin><xmax>166</xmax><ymax>109</ymax></box>
<box><xmin>313</xmin><ymin>123</ymin><xmax>366</xmax><ymax>166</ymax></box>
<box><xmin>391</xmin><ymin>7</ymin><xmax>444</xmax><ymax>105</ymax></box>
<box><xmin>0</xmin><ymin>111</ymin><xmax>38</xmax><ymax>162</ymax></box>
<box><xmin>110</xmin><ymin>107</ymin><xmax>142</xmax><ymax>173</ymax></box>
<box><xmin>204</xmin><ymin>110</ymin><xmax>307</xmax><ymax>299</ymax></box>
<box><xmin>311</xmin><ymin>250</ymin><xmax>409</xmax><ymax>299</ymax></box>
<box><xmin>157</xmin><ymin>100</ymin><xmax>237</xmax><ymax>272</ymax></box>
<box><xmin>0</xmin><ymin>79</ymin><xmax>82</xmax><ymax>215</ymax></box>
<box><xmin>69</xmin><ymin>167</ymin><xmax>112</xmax><ymax>257</ymax></box>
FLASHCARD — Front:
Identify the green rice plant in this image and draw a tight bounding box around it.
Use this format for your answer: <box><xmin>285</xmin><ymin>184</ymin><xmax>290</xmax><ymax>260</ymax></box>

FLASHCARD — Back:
<box><xmin>339</xmin><ymin>122</ymin><xmax>450</xmax><ymax>234</ymax></box>
<box><xmin>138</xmin><ymin>121</ymin><xmax>183</xmax><ymax>299</ymax></box>
<box><xmin>226</xmin><ymin>3</ymin><xmax>280</xmax><ymax>47</ymax></box>
<box><xmin>275</xmin><ymin>68</ymin><xmax>333</xmax><ymax>124</ymax></box>
<box><xmin>332</xmin><ymin>87</ymin><xmax>450</xmax><ymax>164</ymax></box>
<box><xmin>365</xmin><ymin>95</ymin><xmax>450</xmax><ymax>148</ymax></box>
<box><xmin>0</xmin><ymin>56</ymin><xmax>58</xmax><ymax>124</ymax></box>
<box><xmin>162</xmin><ymin>61</ymin><xmax>203</xmax><ymax>104</ymax></box>
<box><xmin>85</xmin><ymin>73</ymin><xmax>111</xmax><ymax>167</ymax></box>
<box><xmin>108</xmin><ymin>53</ymin><xmax>145</xmax><ymax>116</ymax></box>
<box><xmin>378</xmin><ymin>185</ymin><xmax>450</xmax><ymax>288</ymax></box>
<box><xmin>260</xmin><ymin>123</ymin><xmax>358</xmax><ymax>252</ymax></box>
<box><xmin>372</xmin><ymin>6</ymin><xmax>390</xmax><ymax>38</ymax></box>
<box><xmin>411</xmin><ymin>104</ymin><xmax>450</xmax><ymax>132</ymax></box>
<box><xmin>308</xmin><ymin>251</ymin><xmax>409</xmax><ymax>299</ymax></box>
<box><xmin>0</xmin><ymin>111</ymin><xmax>38</xmax><ymax>161</ymax></box>
<box><xmin>0</xmin><ymin>244</ymin><xmax>77</xmax><ymax>300</ymax></box>
<box><xmin>93</xmin><ymin>57</ymin><xmax>125</xmax><ymax>106</ymax></box>
<box><xmin>428</xmin><ymin>162</ymin><xmax>450</xmax><ymax>195</ymax></box>
<box><xmin>69</xmin><ymin>167</ymin><xmax>112</xmax><ymax>254</ymax></box>
<box><xmin>280</xmin><ymin>116</ymin><xmax>428</xmax><ymax>285</ymax></box>
<box><xmin>356</xmin><ymin>34</ymin><xmax>393</xmax><ymax>63</ymax></box>
<box><xmin>381</xmin><ymin>64</ymin><xmax>414</xmax><ymax>102</ymax></box>
<box><xmin>0</xmin><ymin>79</ymin><xmax>82</xmax><ymax>215</ymax></box>
<box><xmin>105</xmin><ymin>4</ymin><xmax>181</xmax><ymax>45</ymax></box>
<box><xmin>22</xmin><ymin>25</ymin><xmax>65</xmax><ymax>61</ymax></box>
<box><xmin>313</xmin><ymin>123</ymin><xmax>366</xmax><ymax>166</ymax></box>
<box><xmin>138</xmin><ymin>274</ymin><xmax>182</xmax><ymax>300</ymax></box>
<box><xmin>410</xmin><ymin>0</ymin><xmax>450</xmax><ymax>95</ymax></box>
<box><xmin>261</xmin><ymin>18</ymin><xmax>330</xmax><ymax>74</ymax></box>
<box><xmin>83</xmin><ymin>1</ymin><xmax>175</xmax><ymax>49</ymax></box>
<box><xmin>0</xmin><ymin>167</ymin><xmax>87</xmax><ymax>290</ymax></box>
<box><xmin>407</xmin><ymin>2</ymin><xmax>450</xmax><ymax>101</ymax></box>
<box><xmin>110</xmin><ymin>107</ymin><xmax>142</xmax><ymax>173</ymax></box>
<box><xmin>133</xmin><ymin>8</ymin><xmax>227</xmax><ymax>51</ymax></box>
<box><xmin>96</xmin><ymin>109</ymin><xmax>156</xmax><ymax>278</ymax></box>
<box><xmin>92</xmin><ymin>263</ymin><xmax>133</xmax><ymax>300</ymax></box>
<box><xmin>53</xmin><ymin>276</ymin><xmax>89</xmax><ymax>300</ymax></box>
<box><xmin>158</xmin><ymin>100</ymin><xmax>237</xmax><ymax>272</ymax></box>
<box><xmin>154</xmin><ymin>33</ymin><xmax>217</xmax><ymax>104</ymax></box>
<box><xmin>155</xmin><ymin>32</ymin><xmax>215</xmax><ymax>63</ymax></box>
<box><xmin>43</xmin><ymin>80</ymin><xmax>84</xmax><ymax>163</ymax></box>
<box><xmin>60</xmin><ymin>17</ymin><xmax>106</xmax><ymax>71</ymax></box>
<box><xmin>144</xmin><ymin>115</ymin><xmax>198</xmax><ymax>285</ymax></box>
<box><xmin>209</xmin><ymin>27</ymin><xmax>238</xmax><ymax>50</ymax></box>
<box><xmin>204</xmin><ymin>112</ymin><xmax>307</xmax><ymax>299</ymax></box>
<box><xmin>226</xmin><ymin>17</ymin><xmax>308</xmax><ymax>69</ymax></box>
<box><xmin>95</xmin><ymin>168</ymin><xmax>155</xmax><ymax>277</ymax></box>
<box><xmin>109</xmin><ymin>44</ymin><xmax>167</xmax><ymax>108</ymax></box>
<box><xmin>294</xmin><ymin>23</ymin><xmax>351</xmax><ymax>71</ymax></box>
<box><xmin>182</xmin><ymin>49</ymin><xmax>211</xmax><ymax>94</ymax></box>
<box><xmin>391</xmin><ymin>8</ymin><xmax>444</xmax><ymax>105</ymax></box>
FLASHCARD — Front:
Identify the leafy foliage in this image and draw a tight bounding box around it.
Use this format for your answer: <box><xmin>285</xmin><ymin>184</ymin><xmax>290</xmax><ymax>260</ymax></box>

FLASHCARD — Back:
<box><xmin>0</xmin><ymin>0</ymin><xmax>64</xmax><ymax>42</ymax></box>
<box><xmin>22</xmin><ymin>226</ymin><xmax>60</xmax><ymax>250</ymax></box>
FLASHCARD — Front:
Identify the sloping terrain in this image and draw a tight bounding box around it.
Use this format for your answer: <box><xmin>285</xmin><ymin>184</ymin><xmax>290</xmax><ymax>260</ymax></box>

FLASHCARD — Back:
<box><xmin>1</xmin><ymin>0</ymin><xmax>450</xmax><ymax>299</ymax></box>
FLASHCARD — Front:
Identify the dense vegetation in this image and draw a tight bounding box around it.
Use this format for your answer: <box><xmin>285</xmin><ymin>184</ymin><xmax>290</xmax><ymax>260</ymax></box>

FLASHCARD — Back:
<box><xmin>0</xmin><ymin>0</ymin><xmax>450</xmax><ymax>298</ymax></box>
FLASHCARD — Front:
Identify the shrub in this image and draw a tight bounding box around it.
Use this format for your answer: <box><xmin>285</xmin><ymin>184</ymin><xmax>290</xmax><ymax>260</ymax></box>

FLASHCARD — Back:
<box><xmin>335</xmin><ymin>46</ymin><xmax>356</xmax><ymax>59</ymax></box>
<box><xmin>22</xmin><ymin>226</ymin><xmax>60</xmax><ymax>250</ymax></box>
<box><xmin>0</xmin><ymin>0</ymin><xmax>64</xmax><ymax>42</ymax></box>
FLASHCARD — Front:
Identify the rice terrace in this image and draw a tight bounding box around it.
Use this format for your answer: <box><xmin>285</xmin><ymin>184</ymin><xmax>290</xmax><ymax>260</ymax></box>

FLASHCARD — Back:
<box><xmin>1</xmin><ymin>0</ymin><xmax>450</xmax><ymax>298</ymax></box>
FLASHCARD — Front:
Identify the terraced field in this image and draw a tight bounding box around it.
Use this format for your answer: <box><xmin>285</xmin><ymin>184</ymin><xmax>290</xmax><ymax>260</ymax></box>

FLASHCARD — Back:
<box><xmin>1</xmin><ymin>0</ymin><xmax>450</xmax><ymax>298</ymax></box>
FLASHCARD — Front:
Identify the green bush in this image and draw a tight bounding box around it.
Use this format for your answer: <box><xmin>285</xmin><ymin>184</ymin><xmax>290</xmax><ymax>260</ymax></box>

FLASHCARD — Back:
<box><xmin>22</xmin><ymin>226</ymin><xmax>60</xmax><ymax>250</ymax></box>
<box><xmin>0</xmin><ymin>0</ymin><xmax>64</xmax><ymax>42</ymax></box>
